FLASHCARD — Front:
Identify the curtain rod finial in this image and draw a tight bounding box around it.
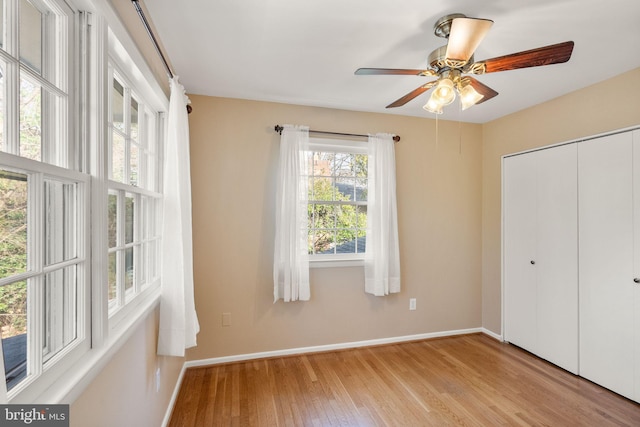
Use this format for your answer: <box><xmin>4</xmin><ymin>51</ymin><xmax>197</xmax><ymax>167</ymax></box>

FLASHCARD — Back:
<box><xmin>275</xmin><ymin>125</ymin><xmax>284</xmax><ymax>135</ymax></box>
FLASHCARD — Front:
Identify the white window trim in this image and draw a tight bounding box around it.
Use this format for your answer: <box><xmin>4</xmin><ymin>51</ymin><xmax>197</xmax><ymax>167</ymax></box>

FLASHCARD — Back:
<box><xmin>307</xmin><ymin>138</ymin><xmax>368</xmax><ymax>268</ymax></box>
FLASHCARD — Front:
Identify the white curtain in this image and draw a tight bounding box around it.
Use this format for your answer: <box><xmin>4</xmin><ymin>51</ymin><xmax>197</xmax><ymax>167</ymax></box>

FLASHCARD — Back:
<box><xmin>273</xmin><ymin>125</ymin><xmax>311</xmax><ymax>302</ymax></box>
<box><xmin>157</xmin><ymin>76</ymin><xmax>200</xmax><ymax>356</ymax></box>
<box><xmin>365</xmin><ymin>133</ymin><xmax>401</xmax><ymax>296</ymax></box>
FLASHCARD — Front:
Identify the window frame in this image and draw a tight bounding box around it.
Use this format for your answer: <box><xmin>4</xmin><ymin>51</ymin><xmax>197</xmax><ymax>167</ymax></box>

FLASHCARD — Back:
<box><xmin>106</xmin><ymin>61</ymin><xmax>163</xmax><ymax>325</ymax></box>
<box><xmin>306</xmin><ymin>138</ymin><xmax>368</xmax><ymax>268</ymax></box>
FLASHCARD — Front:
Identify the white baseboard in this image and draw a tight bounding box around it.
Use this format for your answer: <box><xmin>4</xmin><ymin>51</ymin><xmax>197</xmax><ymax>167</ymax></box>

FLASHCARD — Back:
<box><xmin>481</xmin><ymin>327</ymin><xmax>503</xmax><ymax>342</ymax></box>
<box><xmin>161</xmin><ymin>363</ymin><xmax>187</xmax><ymax>427</ymax></box>
<box><xmin>184</xmin><ymin>327</ymin><xmax>484</xmax><ymax>369</ymax></box>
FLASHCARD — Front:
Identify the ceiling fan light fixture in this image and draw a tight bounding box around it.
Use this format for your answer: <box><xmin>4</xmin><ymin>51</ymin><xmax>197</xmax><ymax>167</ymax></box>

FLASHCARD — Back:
<box><xmin>459</xmin><ymin>83</ymin><xmax>484</xmax><ymax>110</ymax></box>
<box><xmin>423</xmin><ymin>95</ymin><xmax>443</xmax><ymax>114</ymax></box>
<box><xmin>432</xmin><ymin>78</ymin><xmax>456</xmax><ymax>106</ymax></box>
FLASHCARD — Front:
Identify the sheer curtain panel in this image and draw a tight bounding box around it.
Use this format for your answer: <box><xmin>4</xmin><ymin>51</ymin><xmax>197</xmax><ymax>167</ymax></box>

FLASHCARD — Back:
<box><xmin>157</xmin><ymin>77</ymin><xmax>200</xmax><ymax>356</ymax></box>
<box><xmin>364</xmin><ymin>133</ymin><xmax>401</xmax><ymax>296</ymax></box>
<box><xmin>273</xmin><ymin>125</ymin><xmax>311</xmax><ymax>302</ymax></box>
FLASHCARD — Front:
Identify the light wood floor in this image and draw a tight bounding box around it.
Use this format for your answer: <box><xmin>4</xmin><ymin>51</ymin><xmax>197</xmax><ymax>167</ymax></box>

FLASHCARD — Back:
<box><xmin>168</xmin><ymin>333</ymin><xmax>640</xmax><ymax>426</ymax></box>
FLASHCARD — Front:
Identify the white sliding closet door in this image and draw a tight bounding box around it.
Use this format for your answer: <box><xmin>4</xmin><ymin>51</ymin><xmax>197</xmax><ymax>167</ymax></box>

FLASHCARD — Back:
<box><xmin>504</xmin><ymin>144</ymin><xmax>578</xmax><ymax>373</ymax></box>
<box><xmin>579</xmin><ymin>131</ymin><xmax>635</xmax><ymax>400</ymax></box>
<box><xmin>504</xmin><ymin>153</ymin><xmax>538</xmax><ymax>354</ymax></box>
<box><xmin>634</xmin><ymin>130</ymin><xmax>640</xmax><ymax>402</ymax></box>
<box><xmin>535</xmin><ymin>145</ymin><xmax>578</xmax><ymax>373</ymax></box>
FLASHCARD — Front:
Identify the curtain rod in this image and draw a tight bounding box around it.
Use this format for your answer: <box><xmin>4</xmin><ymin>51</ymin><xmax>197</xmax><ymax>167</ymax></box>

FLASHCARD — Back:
<box><xmin>274</xmin><ymin>125</ymin><xmax>400</xmax><ymax>142</ymax></box>
<box><xmin>131</xmin><ymin>0</ymin><xmax>192</xmax><ymax>113</ymax></box>
<box><xmin>131</xmin><ymin>0</ymin><xmax>172</xmax><ymax>78</ymax></box>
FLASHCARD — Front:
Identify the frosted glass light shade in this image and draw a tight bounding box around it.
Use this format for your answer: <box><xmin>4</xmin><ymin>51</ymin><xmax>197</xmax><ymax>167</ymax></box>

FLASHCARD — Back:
<box><xmin>432</xmin><ymin>78</ymin><xmax>456</xmax><ymax>106</ymax></box>
<box><xmin>423</xmin><ymin>95</ymin><xmax>443</xmax><ymax>114</ymax></box>
<box><xmin>459</xmin><ymin>84</ymin><xmax>484</xmax><ymax>110</ymax></box>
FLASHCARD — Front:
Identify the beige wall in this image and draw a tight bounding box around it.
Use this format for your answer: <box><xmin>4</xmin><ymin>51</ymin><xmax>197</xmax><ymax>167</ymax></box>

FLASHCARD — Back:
<box><xmin>70</xmin><ymin>308</ymin><xmax>183</xmax><ymax>427</ymax></box>
<box><xmin>187</xmin><ymin>96</ymin><xmax>484</xmax><ymax>360</ymax></box>
<box><xmin>481</xmin><ymin>67</ymin><xmax>640</xmax><ymax>334</ymax></box>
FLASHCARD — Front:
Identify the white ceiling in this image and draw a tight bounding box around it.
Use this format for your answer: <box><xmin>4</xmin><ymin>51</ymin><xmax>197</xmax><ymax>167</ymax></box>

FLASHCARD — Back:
<box><xmin>143</xmin><ymin>0</ymin><xmax>640</xmax><ymax>124</ymax></box>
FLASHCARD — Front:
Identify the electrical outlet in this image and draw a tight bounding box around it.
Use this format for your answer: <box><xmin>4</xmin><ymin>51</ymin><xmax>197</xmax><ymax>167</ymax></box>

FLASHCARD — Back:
<box><xmin>222</xmin><ymin>312</ymin><xmax>231</xmax><ymax>327</ymax></box>
<box><xmin>409</xmin><ymin>298</ymin><xmax>416</xmax><ymax>311</ymax></box>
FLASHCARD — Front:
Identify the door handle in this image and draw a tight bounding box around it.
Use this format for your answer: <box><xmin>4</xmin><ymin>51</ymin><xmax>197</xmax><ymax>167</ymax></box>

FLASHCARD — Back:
<box><xmin>634</xmin><ymin>278</ymin><xmax>640</xmax><ymax>284</ymax></box>
<box><xmin>530</xmin><ymin>260</ymin><xmax>536</xmax><ymax>265</ymax></box>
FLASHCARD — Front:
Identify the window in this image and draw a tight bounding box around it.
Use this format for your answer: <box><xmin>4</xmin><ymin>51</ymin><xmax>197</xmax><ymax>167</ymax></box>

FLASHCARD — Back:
<box><xmin>0</xmin><ymin>0</ymin><xmax>167</xmax><ymax>402</ymax></box>
<box><xmin>0</xmin><ymin>0</ymin><xmax>88</xmax><ymax>397</ymax></box>
<box><xmin>305</xmin><ymin>139</ymin><xmax>368</xmax><ymax>260</ymax></box>
<box><xmin>107</xmin><ymin>69</ymin><xmax>161</xmax><ymax>318</ymax></box>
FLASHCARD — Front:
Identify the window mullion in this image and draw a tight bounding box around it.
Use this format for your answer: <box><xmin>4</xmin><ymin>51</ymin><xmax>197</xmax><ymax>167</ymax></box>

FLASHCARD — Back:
<box><xmin>27</xmin><ymin>172</ymin><xmax>44</xmax><ymax>380</ymax></box>
<box><xmin>134</xmin><ymin>193</ymin><xmax>141</xmax><ymax>294</ymax></box>
<box><xmin>123</xmin><ymin>86</ymin><xmax>131</xmax><ymax>185</ymax></box>
<box><xmin>116</xmin><ymin>189</ymin><xmax>125</xmax><ymax>308</ymax></box>
<box><xmin>3</xmin><ymin>0</ymin><xmax>18</xmax><ymax>154</ymax></box>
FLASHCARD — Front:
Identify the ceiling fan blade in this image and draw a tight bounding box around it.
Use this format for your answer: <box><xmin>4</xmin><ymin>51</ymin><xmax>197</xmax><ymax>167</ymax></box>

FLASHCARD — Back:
<box><xmin>355</xmin><ymin>68</ymin><xmax>433</xmax><ymax>76</ymax></box>
<box><xmin>386</xmin><ymin>81</ymin><xmax>438</xmax><ymax>108</ymax></box>
<box><xmin>465</xmin><ymin>77</ymin><xmax>498</xmax><ymax>105</ymax></box>
<box><xmin>445</xmin><ymin>17</ymin><xmax>493</xmax><ymax>64</ymax></box>
<box><xmin>479</xmin><ymin>41</ymin><xmax>574</xmax><ymax>73</ymax></box>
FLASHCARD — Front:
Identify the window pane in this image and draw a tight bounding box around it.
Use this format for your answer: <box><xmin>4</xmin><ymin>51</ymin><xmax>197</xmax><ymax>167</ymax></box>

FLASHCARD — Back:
<box><xmin>356</xmin><ymin>205</ymin><xmax>367</xmax><ymax>232</ymax></box>
<box><xmin>0</xmin><ymin>170</ymin><xmax>28</xmax><ymax>279</ymax></box>
<box><xmin>335</xmin><ymin>236</ymin><xmax>356</xmax><ymax>254</ymax></box>
<box><xmin>44</xmin><ymin>179</ymin><xmax>77</xmax><ymax>266</ymax></box>
<box><xmin>130</xmin><ymin>143</ymin><xmax>138</xmax><ymax>186</ymax></box>
<box><xmin>310</xmin><ymin>204</ymin><xmax>335</xmax><ymax>229</ymax></box>
<box><xmin>355</xmin><ymin>178</ymin><xmax>367</xmax><ymax>202</ymax></box>
<box><xmin>355</xmin><ymin>154</ymin><xmax>368</xmax><ymax>178</ymax></box>
<box><xmin>0</xmin><ymin>280</ymin><xmax>28</xmax><ymax>391</ymax></box>
<box><xmin>43</xmin><ymin>265</ymin><xmax>77</xmax><ymax>362</ymax></box>
<box><xmin>336</xmin><ymin>177</ymin><xmax>354</xmax><ymax>201</ymax></box>
<box><xmin>19</xmin><ymin>0</ymin><xmax>42</xmax><ymax>74</ymax></box>
<box><xmin>333</xmin><ymin>153</ymin><xmax>354</xmax><ymax>177</ymax></box>
<box><xmin>314</xmin><ymin>230</ymin><xmax>335</xmax><ymax>254</ymax></box>
<box><xmin>0</xmin><ymin>62</ymin><xmax>5</xmax><ymax>152</ymax></box>
<box><xmin>125</xmin><ymin>194</ymin><xmax>134</xmax><ymax>244</ymax></box>
<box><xmin>130</xmin><ymin>97</ymin><xmax>138</xmax><ymax>141</ymax></box>
<box><xmin>0</xmin><ymin>0</ymin><xmax>4</xmax><ymax>49</ymax></box>
<box><xmin>108</xmin><ymin>251</ymin><xmax>116</xmax><ymax>304</ymax></box>
<box><xmin>124</xmin><ymin>247</ymin><xmax>133</xmax><ymax>292</ymax></box>
<box><xmin>20</xmin><ymin>75</ymin><xmax>41</xmax><ymax>161</ymax></box>
<box><xmin>112</xmin><ymin>79</ymin><xmax>124</xmax><ymax>131</ymax></box>
<box><xmin>313</xmin><ymin>152</ymin><xmax>332</xmax><ymax>176</ymax></box>
<box><xmin>111</xmin><ymin>132</ymin><xmax>124</xmax><ymax>182</ymax></box>
<box><xmin>108</xmin><ymin>192</ymin><xmax>117</xmax><ymax>248</ymax></box>
<box><xmin>310</xmin><ymin>177</ymin><xmax>333</xmax><ymax>201</ymax></box>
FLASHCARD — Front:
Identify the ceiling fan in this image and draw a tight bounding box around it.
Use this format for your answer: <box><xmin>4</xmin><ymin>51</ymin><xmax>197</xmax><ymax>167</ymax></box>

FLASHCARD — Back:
<box><xmin>355</xmin><ymin>13</ymin><xmax>574</xmax><ymax>113</ymax></box>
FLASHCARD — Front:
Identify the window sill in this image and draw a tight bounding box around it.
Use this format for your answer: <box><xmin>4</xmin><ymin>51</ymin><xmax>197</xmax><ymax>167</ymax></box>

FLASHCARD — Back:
<box><xmin>310</xmin><ymin>257</ymin><xmax>364</xmax><ymax>268</ymax></box>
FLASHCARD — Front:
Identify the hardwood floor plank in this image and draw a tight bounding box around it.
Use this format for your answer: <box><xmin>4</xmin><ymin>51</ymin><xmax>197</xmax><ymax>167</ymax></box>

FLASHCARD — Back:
<box><xmin>168</xmin><ymin>334</ymin><xmax>640</xmax><ymax>426</ymax></box>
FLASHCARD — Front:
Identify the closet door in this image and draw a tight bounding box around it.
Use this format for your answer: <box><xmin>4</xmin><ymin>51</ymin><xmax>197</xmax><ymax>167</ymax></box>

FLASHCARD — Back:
<box><xmin>579</xmin><ymin>131</ymin><xmax>635</xmax><ymax>400</ymax></box>
<box><xmin>633</xmin><ymin>130</ymin><xmax>640</xmax><ymax>402</ymax></box>
<box><xmin>504</xmin><ymin>153</ymin><xmax>538</xmax><ymax>354</ymax></box>
<box><xmin>503</xmin><ymin>144</ymin><xmax>578</xmax><ymax>373</ymax></box>
<box><xmin>535</xmin><ymin>145</ymin><xmax>578</xmax><ymax>373</ymax></box>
